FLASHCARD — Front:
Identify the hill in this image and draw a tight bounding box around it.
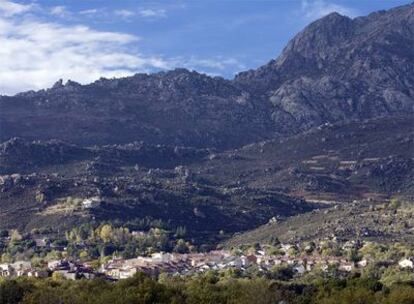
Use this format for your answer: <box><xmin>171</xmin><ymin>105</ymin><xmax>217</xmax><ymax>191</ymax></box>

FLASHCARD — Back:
<box><xmin>0</xmin><ymin>138</ymin><xmax>314</xmax><ymax>244</ymax></box>
<box><xmin>224</xmin><ymin>198</ymin><xmax>414</xmax><ymax>247</ymax></box>
<box><xmin>192</xmin><ymin>115</ymin><xmax>414</xmax><ymax>203</ymax></box>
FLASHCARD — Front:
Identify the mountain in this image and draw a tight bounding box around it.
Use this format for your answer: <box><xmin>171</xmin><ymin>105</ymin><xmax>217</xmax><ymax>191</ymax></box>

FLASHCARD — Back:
<box><xmin>235</xmin><ymin>4</ymin><xmax>414</xmax><ymax>132</ymax></box>
<box><xmin>0</xmin><ymin>4</ymin><xmax>413</xmax><ymax>149</ymax></box>
<box><xmin>0</xmin><ymin>4</ymin><xmax>413</xmax><ymax>246</ymax></box>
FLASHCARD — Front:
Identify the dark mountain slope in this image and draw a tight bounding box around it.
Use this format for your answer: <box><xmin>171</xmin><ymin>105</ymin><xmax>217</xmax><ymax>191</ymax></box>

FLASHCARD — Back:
<box><xmin>0</xmin><ymin>115</ymin><xmax>410</xmax><ymax>243</ymax></box>
<box><xmin>0</xmin><ymin>70</ymin><xmax>270</xmax><ymax>149</ymax></box>
<box><xmin>0</xmin><ymin>4</ymin><xmax>413</xmax><ymax>149</ymax></box>
<box><xmin>0</xmin><ymin>138</ymin><xmax>314</xmax><ymax>242</ymax></box>
<box><xmin>191</xmin><ymin>115</ymin><xmax>414</xmax><ymax>202</ymax></box>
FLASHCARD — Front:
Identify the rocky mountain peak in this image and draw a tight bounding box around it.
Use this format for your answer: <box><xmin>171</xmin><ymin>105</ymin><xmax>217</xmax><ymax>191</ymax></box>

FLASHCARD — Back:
<box><xmin>52</xmin><ymin>79</ymin><xmax>64</xmax><ymax>89</ymax></box>
<box><xmin>276</xmin><ymin>12</ymin><xmax>353</xmax><ymax>66</ymax></box>
<box><xmin>235</xmin><ymin>3</ymin><xmax>413</xmax><ymax>132</ymax></box>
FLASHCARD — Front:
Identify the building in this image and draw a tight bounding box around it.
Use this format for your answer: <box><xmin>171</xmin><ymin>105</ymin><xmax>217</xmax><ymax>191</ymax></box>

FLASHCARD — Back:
<box><xmin>339</xmin><ymin>263</ymin><xmax>354</xmax><ymax>272</ymax></box>
<box><xmin>55</xmin><ymin>270</ymin><xmax>77</xmax><ymax>280</ymax></box>
<box><xmin>398</xmin><ymin>258</ymin><xmax>414</xmax><ymax>269</ymax></box>
<box><xmin>82</xmin><ymin>197</ymin><xmax>101</xmax><ymax>209</ymax></box>
<box><xmin>151</xmin><ymin>252</ymin><xmax>173</xmax><ymax>263</ymax></box>
<box><xmin>12</xmin><ymin>261</ymin><xmax>32</xmax><ymax>272</ymax></box>
<box><xmin>357</xmin><ymin>259</ymin><xmax>368</xmax><ymax>268</ymax></box>
<box><xmin>34</xmin><ymin>238</ymin><xmax>48</xmax><ymax>248</ymax></box>
<box><xmin>119</xmin><ymin>267</ymin><xmax>137</xmax><ymax>279</ymax></box>
<box><xmin>48</xmin><ymin>260</ymin><xmax>70</xmax><ymax>271</ymax></box>
<box><xmin>294</xmin><ymin>264</ymin><xmax>306</xmax><ymax>274</ymax></box>
<box><xmin>0</xmin><ymin>264</ymin><xmax>12</xmax><ymax>277</ymax></box>
<box><xmin>27</xmin><ymin>270</ymin><xmax>49</xmax><ymax>278</ymax></box>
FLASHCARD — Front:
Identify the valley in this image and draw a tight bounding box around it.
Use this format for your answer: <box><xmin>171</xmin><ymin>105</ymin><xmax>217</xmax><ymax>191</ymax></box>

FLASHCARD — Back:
<box><xmin>0</xmin><ymin>3</ymin><xmax>413</xmax><ymax>301</ymax></box>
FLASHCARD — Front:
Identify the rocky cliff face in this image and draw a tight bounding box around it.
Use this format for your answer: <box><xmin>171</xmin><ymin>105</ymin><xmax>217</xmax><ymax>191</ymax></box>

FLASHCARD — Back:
<box><xmin>0</xmin><ymin>4</ymin><xmax>413</xmax><ymax>149</ymax></box>
<box><xmin>235</xmin><ymin>4</ymin><xmax>414</xmax><ymax>132</ymax></box>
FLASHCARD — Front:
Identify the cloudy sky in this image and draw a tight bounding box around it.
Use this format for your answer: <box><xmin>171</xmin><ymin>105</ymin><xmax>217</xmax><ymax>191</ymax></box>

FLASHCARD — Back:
<box><xmin>0</xmin><ymin>0</ymin><xmax>409</xmax><ymax>95</ymax></box>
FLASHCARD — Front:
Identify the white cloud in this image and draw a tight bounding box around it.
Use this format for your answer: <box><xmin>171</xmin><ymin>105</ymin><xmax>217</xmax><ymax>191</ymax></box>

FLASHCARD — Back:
<box><xmin>0</xmin><ymin>2</ymin><xmax>170</xmax><ymax>95</ymax></box>
<box><xmin>79</xmin><ymin>8</ymin><xmax>99</xmax><ymax>15</ymax></box>
<box><xmin>301</xmin><ymin>0</ymin><xmax>359</xmax><ymax>20</ymax></box>
<box><xmin>50</xmin><ymin>5</ymin><xmax>70</xmax><ymax>18</ymax></box>
<box><xmin>114</xmin><ymin>9</ymin><xmax>135</xmax><ymax>19</ymax></box>
<box><xmin>176</xmin><ymin>57</ymin><xmax>246</xmax><ymax>72</ymax></box>
<box><xmin>138</xmin><ymin>9</ymin><xmax>166</xmax><ymax>18</ymax></box>
<box><xmin>0</xmin><ymin>0</ymin><xmax>32</xmax><ymax>16</ymax></box>
<box><xmin>0</xmin><ymin>1</ymin><xmax>244</xmax><ymax>95</ymax></box>
<box><xmin>114</xmin><ymin>8</ymin><xmax>167</xmax><ymax>19</ymax></box>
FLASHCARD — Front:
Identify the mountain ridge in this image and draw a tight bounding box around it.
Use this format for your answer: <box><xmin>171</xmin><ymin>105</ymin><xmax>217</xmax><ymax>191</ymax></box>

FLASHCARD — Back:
<box><xmin>1</xmin><ymin>3</ymin><xmax>413</xmax><ymax>149</ymax></box>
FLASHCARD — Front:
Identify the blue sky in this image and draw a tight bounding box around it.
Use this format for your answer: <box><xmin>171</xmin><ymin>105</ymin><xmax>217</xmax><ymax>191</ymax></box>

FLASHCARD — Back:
<box><xmin>0</xmin><ymin>0</ymin><xmax>410</xmax><ymax>94</ymax></box>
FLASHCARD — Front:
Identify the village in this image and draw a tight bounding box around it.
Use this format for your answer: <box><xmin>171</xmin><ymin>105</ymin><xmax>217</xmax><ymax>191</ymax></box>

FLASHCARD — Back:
<box><xmin>1</xmin><ymin>241</ymin><xmax>414</xmax><ymax>281</ymax></box>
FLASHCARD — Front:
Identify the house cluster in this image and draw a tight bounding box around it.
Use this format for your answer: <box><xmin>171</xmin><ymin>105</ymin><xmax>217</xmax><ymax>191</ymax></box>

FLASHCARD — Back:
<box><xmin>47</xmin><ymin>259</ymin><xmax>96</xmax><ymax>280</ymax></box>
<box><xmin>0</xmin><ymin>261</ymin><xmax>48</xmax><ymax>279</ymax></box>
<box><xmin>0</xmin><ymin>259</ymin><xmax>96</xmax><ymax>280</ymax></box>
<box><xmin>1</xmin><ymin>246</ymin><xmax>413</xmax><ymax>281</ymax></box>
<box><xmin>100</xmin><ymin>249</ymin><xmax>371</xmax><ymax>279</ymax></box>
<box><xmin>101</xmin><ymin>251</ymin><xmax>235</xmax><ymax>279</ymax></box>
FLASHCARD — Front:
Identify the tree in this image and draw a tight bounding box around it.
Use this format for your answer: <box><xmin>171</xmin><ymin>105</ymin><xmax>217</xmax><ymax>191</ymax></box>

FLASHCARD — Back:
<box><xmin>287</xmin><ymin>246</ymin><xmax>299</xmax><ymax>257</ymax></box>
<box><xmin>173</xmin><ymin>239</ymin><xmax>189</xmax><ymax>254</ymax></box>
<box><xmin>52</xmin><ymin>271</ymin><xmax>64</xmax><ymax>281</ymax></box>
<box><xmin>0</xmin><ymin>280</ymin><xmax>26</xmax><ymax>304</ymax></box>
<box><xmin>45</xmin><ymin>250</ymin><xmax>62</xmax><ymax>262</ymax></box>
<box><xmin>175</xmin><ymin>226</ymin><xmax>187</xmax><ymax>238</ymax></box>
<box><xmin>304</xmin><ymin>241</ymin><xmax>316</xmax><ymax>255</ymax></box>
<box><xmin>1</xmin><ymin>253</ymin><xmax>12</xmax><ymax>263</ymax></box>
<box><xmin>0</xmin><ymin>230</ymin><xmax>9</xmax><ymax>238</ymax></box>
<box><xmin>389</xmin><ymin>197</ymin><xmax>401</xmax><ymax>210</ymax></box>
<box><xmin>384</xmin><ymin>285</ymin><xmax>414</xmax><ymax>304</ymax></box>
<box><xmin>35</xmin><ymin>190</ymin><xmax>45</xmax><ymax>203</ymax></box>
<box><xmin>79</xmin><ymin>250</ymin><xmax>89</xmax><ymax>261</ymax></box>
<box><xmin>317</xmin><ymin>287</ymin><xmax>376</xmax><ymax>304</ymax></box>
<box><xmin>270</xmin><ymin>265</ymin><xmax>294</xmax><ymax>281</ymax></box>
<box><xmin>100</xmin><ymin>225</ymin><xmax>113</xmax><ymax>243</ymax></box>
<box><xmin>10</xmin><ymin>230</ymin><xmax>22</xmax><ymax>242</ymax></box>
<box><xmin>380</xmin><ymin>267</ymin><xmax>414</xmax><ymax>287</ymax></box>
<box><xmin>269</xmin><ymin>236</ymin><xmax>280</xmax><ymax>246</ymax></box>
<box><xmin>347</xmin><ymin>248</ymin><xmax>361</xmax><ymax>263</ymax></box>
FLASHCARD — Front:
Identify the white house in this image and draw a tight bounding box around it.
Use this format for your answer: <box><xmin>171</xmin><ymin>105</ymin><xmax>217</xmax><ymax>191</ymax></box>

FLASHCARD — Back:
<box><xmin>11</xmin><ymin>261</ymin><xmax>31</xmax><ymax>271</ymax></box>
<box><xmin>47</xmin><ymin>260</ymin><xmax>70</xmax><ymax>271</ymax></box>
<box><xmin>294</xmin><ymin>264</ymin><xmax>306</xmax><ymax>274</ymax></box>
<box><xmin>339</xmin><ymin>263</ymin><xmax>354</xmax><ymax>272</ymax></box>
<box><xmin>151</xmin><ymin>252</ymin><xmax>173</xmax><ymax>263</ymax></box>
<box><xmin>82</xmin><ymin>197</ymin><xmax>101</xmax><ymax>209</ymax></box>
<box><xmin>0</xmin><ymin>264</ymin><xmax>12</xmax><ymax>277</ymax></box>
<box><xmin>27</xmin><ymin>270</ymin><xmax>49</xmax><ymax>278</ymax></box>
<box><xmin>120</xmin><ymin>267</ymin><xmax>137</xmax><ymax>279</ymax></box>
<box><xmin>33</xmin><ymin>238</ymin><xmax>48</xmax><ymax>247</ymax></box>
<box><xmin>398</xmin><ymin>258</ymin><xmax>414</xmax><ymax>269</ymax></box>
<box><xmin>357</xmin><ymin>259</ymin><xmax>368</xmax><ymax>268</ymax></box>
<box><xmin>280</xmin><ymin>244</ymin><xmax>292</xmax><ymax>253</ymax></box>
